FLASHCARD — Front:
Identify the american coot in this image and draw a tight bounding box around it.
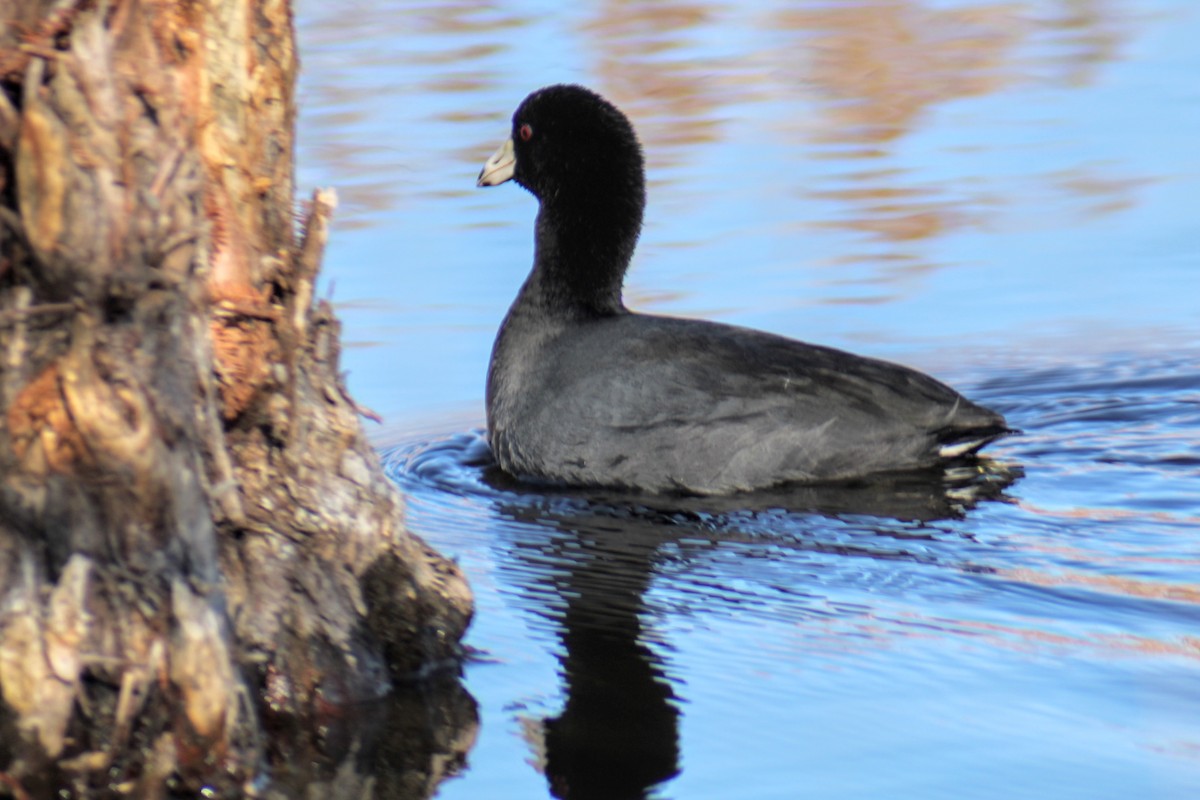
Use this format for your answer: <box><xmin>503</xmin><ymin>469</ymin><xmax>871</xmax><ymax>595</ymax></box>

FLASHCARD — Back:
<box><xmin>477</xmin><ymin>84</ymin><xmax>1010</xmax><ymax>495</ymax></box>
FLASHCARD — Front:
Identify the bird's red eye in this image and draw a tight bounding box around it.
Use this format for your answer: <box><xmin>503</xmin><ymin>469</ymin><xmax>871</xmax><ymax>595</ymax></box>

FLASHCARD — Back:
<box><xmin>519</xmin><ymin>123</ymin><xmax>533</xmax><ymax>142</ymax></box>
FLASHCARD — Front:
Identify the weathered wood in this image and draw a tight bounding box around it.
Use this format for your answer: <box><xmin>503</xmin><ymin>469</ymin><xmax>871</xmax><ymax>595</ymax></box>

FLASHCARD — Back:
<box><xmin>0</xmin><ymin>0</ymin><xmax>474</xmax><ymax>795</ymax></box>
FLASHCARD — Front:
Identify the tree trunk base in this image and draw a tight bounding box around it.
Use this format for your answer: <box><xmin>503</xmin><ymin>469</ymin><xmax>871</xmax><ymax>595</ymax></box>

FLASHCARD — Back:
<box><xmin>0</xmin><ymin>1</ymin><xmax>475</xmax><ymax>796</ymax></box>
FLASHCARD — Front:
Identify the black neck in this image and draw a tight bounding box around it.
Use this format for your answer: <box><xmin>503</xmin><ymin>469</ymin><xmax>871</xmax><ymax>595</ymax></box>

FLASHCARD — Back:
<box><xmin>519</xmin><ymin>181</ymin><xmax>644</xmax><ymax>319</ymax></box>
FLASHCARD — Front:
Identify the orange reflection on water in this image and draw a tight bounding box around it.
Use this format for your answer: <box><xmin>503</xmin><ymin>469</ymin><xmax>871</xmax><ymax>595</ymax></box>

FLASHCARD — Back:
<box><xmin>774</xmin><ymin>593</ymin><xmax>1200</xmax><ymax>692</ymax></box>
<box><xmin>955</xmin><ymin>617</ymin><xmax>1200</xmax><ymax>662</ymax></box>
<box><xmin>401</xmin><ymin>0</ymin><xmax>532</xmax><ymax>36</ymax></box>
<box><xmin>1004</xmin><ymin>566</ymin><xmax>1200</xmax><ymax>605</ymax></box>
<box><xmin>1036</xmin><ymin>0</ymin><xmax>1128</xmax><ymax>87</ymax></box>
<box><xmin>585</xmin><ymin>0</ymin><xmax>738</xmax><ymax>169</ymax></box>
<box><xmin>1016</xmin><ymin>498</ymin><xmax>1200</xmax><ymax>527</ymax></box>
<box><xmin>774</xmin><ymin>2</ymin><xmax>1025</xmax><ymax>145</ymax></box>
<box><xmin>755</xmin><ymin>0</ymin><xmax>1143</xmax><ymax>285</ymax></box>
<box><xmin>1050</xmin><ymin>167</ymin><xmax>1160</xmax><ymax>219</ymax></box>
<box><xmin>763</xmin><ymin>1</ymin><xmax>1023</xmax><ymax>290</ymax></box>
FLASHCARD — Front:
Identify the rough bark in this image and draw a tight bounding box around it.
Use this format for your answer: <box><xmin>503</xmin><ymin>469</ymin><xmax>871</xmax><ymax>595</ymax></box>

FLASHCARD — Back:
<box><xmin>0</xmin><ymin>1</ymin><xmax>474</xmax><ymax>796</ymax></box>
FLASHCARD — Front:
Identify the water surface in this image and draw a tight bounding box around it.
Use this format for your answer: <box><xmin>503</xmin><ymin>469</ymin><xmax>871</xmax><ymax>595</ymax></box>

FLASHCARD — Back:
<box><xmin>295</xmin><ymin>1</ymin><xmax>1199</xmax><ymax>797</ymax></box>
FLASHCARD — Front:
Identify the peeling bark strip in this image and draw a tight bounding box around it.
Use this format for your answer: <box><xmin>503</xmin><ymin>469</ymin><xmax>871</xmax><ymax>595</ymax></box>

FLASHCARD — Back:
<box><xmin>0</xmin><ymin>1</ymin><xmax>474</xmax><ymax>796</ymax></box>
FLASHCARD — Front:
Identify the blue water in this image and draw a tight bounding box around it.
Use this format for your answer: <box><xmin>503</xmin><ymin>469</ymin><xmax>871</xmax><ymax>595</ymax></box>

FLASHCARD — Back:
<box><xmin>295</xmin><ymin>1</ymin><xmax>1200</xmax><ymax>798</ymax></box>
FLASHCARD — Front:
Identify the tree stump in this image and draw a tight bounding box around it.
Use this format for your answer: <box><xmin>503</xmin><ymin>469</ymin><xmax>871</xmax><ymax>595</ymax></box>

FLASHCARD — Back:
<box><xmin>0</xmin><ymin>1</ymin><xmax>474</xmax><ymax>796</ymax></box>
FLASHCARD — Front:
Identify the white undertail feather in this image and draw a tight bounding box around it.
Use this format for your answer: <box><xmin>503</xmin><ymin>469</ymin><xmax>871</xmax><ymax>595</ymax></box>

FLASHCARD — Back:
<box><xmin>938</xmin><ymin>438</ymin><xmax>989</xmax><ymax>459</ymax></box>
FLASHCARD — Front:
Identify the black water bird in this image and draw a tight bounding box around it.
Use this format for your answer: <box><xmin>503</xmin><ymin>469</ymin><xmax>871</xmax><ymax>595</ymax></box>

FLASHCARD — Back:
<box><xmin>477</xmin><ymin>84</ymin><xmax>1010</xmax><ymax>495</ymax></box>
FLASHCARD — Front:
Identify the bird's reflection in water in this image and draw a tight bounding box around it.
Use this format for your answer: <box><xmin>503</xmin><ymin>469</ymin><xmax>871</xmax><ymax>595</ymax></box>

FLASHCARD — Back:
<box><xmin>484</xmin><ymin>458</ymin><xmax>1021</xmax><ymax>799</ymax></box>
<box><xmin>535</xmin><ymin>517</ymin><xmax>679</xmax><ymax>800</ymax></box>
